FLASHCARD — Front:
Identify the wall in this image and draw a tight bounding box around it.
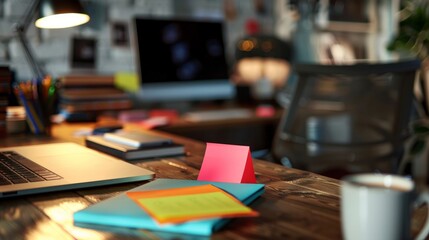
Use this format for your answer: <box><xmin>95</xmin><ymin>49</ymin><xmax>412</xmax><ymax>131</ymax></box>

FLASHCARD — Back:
<box><xmin>0</xmin><ymin>0</ymin><xmax>398</xmax><ymax>82</ymax></box>
<box><xmin>0</xmin><ymin>0</ymin><xmax>276</xmax><ymax>82</ymax></box>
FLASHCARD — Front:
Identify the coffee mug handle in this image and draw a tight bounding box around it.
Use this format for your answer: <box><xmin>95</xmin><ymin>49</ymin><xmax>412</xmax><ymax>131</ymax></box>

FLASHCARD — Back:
<box><xmin>415</xmin><ymin>191</ymin><xmax>429</xmax><ymax>240</ymax></box>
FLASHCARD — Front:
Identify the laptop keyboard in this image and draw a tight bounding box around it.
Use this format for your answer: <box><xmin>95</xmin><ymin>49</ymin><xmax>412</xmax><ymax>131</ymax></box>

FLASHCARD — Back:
<box><xmin>0</xmin><ymin>151</ymin><xmax>62</xmax><ymax>185</ymax></box>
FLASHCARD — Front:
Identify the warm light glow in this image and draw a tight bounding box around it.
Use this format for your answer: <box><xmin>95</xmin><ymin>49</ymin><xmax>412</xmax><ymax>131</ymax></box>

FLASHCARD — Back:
<box><xmin>236</xmin><ymin>58</ymin><xmax>290</xmax><ymax>88</ymax></box>
<box><xmin>236</xmin><ymin>58</ymin><xmax>264</xmax><ymax>84</ymax></box>
<box><xmin>261</xmin><ymin>41</ymin><xmax>273</xmax><ymax>52</ymax></box>
<box><xmin>35</xmin><ymin>13</ymin><xmax>90</xmax><ymax>29</ymax></box>
<box><xmin>239</xmin><ymin>40</ymin><xmax>255</xmax><ymax>51</ymax></box>
<box><xmin>263</xmin><ymin>59</ymin><xmax>290</xmax><ymax>87</ymax></box>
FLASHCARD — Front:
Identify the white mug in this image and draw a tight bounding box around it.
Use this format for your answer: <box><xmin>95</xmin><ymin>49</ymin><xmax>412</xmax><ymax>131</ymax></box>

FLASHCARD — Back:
<box><xmin>341</xmin><ymin>174</ymin><xmax>429</xmax><ymax>240</ymax></box>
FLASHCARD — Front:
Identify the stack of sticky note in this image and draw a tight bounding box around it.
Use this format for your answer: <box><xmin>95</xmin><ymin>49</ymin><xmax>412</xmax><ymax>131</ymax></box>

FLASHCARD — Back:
<box><xmin>127</xmin><ymin>184</ymin><xmax>258</xmax><ymax>224</ymax></box>
<box><xmin>74</xmin><ymin>142</ymin><xmax>262</xmax><ymax>236</ymax></box>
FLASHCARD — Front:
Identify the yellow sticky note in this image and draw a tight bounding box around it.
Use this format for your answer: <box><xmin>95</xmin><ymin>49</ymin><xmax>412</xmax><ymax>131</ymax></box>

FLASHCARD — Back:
<box><xmin>114</xmin><ymin>72</ymin><xmax>140</xmax><ymax>92</ymax></box>
<box><xmin>127</xmin><ymin>184</ymin><xmax>258</xmax><ymax>224</ymax></box>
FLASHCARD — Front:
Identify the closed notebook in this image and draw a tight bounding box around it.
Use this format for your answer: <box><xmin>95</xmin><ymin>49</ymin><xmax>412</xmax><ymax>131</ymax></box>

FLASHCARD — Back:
<box><xmin>85</xmin><ymin>135</ymin><xmax>185</xmax><ymax>160</ymax></box>
<box><xmin>73</xmin><ymin>178</ymin><xmax>265</xmax><ymax>236</ymax></box>
<box><xmin>103</xmin><ymin>131</ymin><xmax>172</xmax><ymax>148</ymax></box>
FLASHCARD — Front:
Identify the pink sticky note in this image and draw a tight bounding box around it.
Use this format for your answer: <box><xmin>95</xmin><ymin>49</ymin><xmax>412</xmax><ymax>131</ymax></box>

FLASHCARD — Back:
<box><xmin>197</xmin><ymin>142</ymin><xmax>256</xmax><ymax>183</ymax></box>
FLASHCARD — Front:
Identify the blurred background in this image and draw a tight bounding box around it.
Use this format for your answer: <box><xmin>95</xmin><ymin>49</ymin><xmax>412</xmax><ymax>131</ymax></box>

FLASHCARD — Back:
<box><xmin>0</xmin><ymin>0</ymin><xmax>402</xmax><ymax>84</ymax></box>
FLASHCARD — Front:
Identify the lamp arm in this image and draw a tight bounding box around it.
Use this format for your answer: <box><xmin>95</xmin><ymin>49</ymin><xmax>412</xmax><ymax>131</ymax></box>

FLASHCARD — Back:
<box><xmin>16</xmin><ymin>30</ymin><xmax>45</xmax><ymax>79</ymax></box>
<box><xmin>13</xmin><ymin>0</ymin><xmax>45</xmax><ymax>79</ymax></box>
<box><xmin>20</xmin><ymin>0</ymin><xmax>41</xmax><ymax>33</ymax></box>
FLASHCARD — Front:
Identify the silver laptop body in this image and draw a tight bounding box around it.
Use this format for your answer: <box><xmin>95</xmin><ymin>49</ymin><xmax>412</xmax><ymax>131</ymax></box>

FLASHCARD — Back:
<box><xmin>0</xmin><ymin>142</ymin><xmax>155</xmax><ymax>198</ymax></box>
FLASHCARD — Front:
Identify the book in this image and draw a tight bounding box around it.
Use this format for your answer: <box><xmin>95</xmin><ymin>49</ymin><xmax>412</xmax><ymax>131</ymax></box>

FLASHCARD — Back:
<box><xmin>103</xmin><ymin>130</ymin><xmax>173</xmax><ymax>148</ymax></box>
<box><xmin>60</xmin><ymin>88</ymin><xmax>129</xmax><ymax>102</ymax></box>
<box><xmin>85</xmin><ymin>135</ymin><xmax>185</xmax><ymax>160</ymax></box>
<box><xmin>60</xmin><ymin>99</ymin><xmax>132</xmax><ymax>112</ymax></box>
<box><xmin>73</xmin><ymin>178</ymin><xmax>265</xmax><ymax>236</ymax></box>
<box><xmin>59</xmin><ymin>75</ymin><xmax>115</xmax><ymax>87</ymax></box>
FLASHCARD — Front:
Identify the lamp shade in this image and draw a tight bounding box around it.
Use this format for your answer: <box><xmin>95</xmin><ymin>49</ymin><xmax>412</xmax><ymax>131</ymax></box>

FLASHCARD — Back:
<box><xmin>35</xmin><ymin>0</ymin><xmax>90</xmax><ymax>29</ymax></box>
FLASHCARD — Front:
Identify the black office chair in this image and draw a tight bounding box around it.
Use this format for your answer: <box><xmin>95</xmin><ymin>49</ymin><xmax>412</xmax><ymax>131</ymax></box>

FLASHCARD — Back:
<box><xmin>271</xmin><ymin>59</ymin><xmax>421</xmax><ymax>178</ymax></box>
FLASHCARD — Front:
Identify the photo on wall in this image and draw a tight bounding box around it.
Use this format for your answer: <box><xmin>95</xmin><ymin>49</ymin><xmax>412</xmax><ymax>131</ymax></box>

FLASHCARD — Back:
<box><xmin>70</xmin><ymin>36</ymin><xmax>97</xmax><ymax>70</ymax></box>
<box><xmin>111</xmin><ymin>22</ymin><xmax>129</xmax><ymax>47</ymax></box>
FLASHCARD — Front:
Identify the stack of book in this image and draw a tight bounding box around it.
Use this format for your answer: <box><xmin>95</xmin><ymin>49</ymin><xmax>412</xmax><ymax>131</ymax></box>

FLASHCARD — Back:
<box><xmin>58</xmin><ymin>75</ymin><xmax>133</xmax><ymax>122</ymax></box>
<box><xmin>0</xmin><ymin>67</ymin><xmax>11</xmax><ymax>136</ymax></box>
<box><xmin>85</xmin><ymin>130</ymin><xmax>185</xmax><ymax>160</ymax></box>
<box><xmin>6</xmin><ymin>106</ymin><xmax>26</xmax><ymax>134</ymax></box>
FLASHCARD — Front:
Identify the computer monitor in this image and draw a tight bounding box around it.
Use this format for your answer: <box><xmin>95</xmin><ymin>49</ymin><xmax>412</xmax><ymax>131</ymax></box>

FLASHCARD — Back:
<box><xmin>133</xmin><ymin>17</ymin><xmax>236</xmax><ymax>104</ymax></box>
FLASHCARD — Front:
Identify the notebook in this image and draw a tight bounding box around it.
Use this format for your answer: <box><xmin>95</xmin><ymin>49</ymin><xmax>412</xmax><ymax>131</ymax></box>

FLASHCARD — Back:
<box><xmin>74</xmin><ymin>178</ymin><xmax>265</xmax><ymax>236</ymax></box>
<box><xmin>103</xmin><ymin>130</ymin><xmax>172</xmax><ymax>148</ymax></box>
<box><xmin>85</xmin><ymin>135</ymin><xmax>185</xmax><ymax>160</ymax></box>
<box><xmin>0</xmin><ymin>142</ymin><xmax>155</xmax><ymax>198</ymax></box>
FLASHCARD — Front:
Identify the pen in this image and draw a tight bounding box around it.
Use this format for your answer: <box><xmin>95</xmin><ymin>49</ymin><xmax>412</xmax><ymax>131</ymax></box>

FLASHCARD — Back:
<box><xmin>15</xmin><ymin>87</ymin><xmax>40</xmax><ymax>134</ymax></box>
<box><xmin>35</xmin><ymin>78</ymin><xmax>48</xmax><ymax>126</ymax></box>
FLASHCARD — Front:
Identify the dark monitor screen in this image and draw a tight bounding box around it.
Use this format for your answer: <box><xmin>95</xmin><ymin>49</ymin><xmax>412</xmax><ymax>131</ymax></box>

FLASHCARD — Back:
<box><xmin>133</xmin><ymin>17</ymin><xmax>235</xmax><ymax>103</ymax></box>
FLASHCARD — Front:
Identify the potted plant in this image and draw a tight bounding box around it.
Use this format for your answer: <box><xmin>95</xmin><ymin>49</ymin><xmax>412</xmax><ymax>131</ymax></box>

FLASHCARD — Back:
<box><xmin>398</xmin><ymin>119</ymin><xmax>429</xmax><ymax>186</ymax></box>
<box><xmin>388</xmin><ymin>0</ymin><xmax>429</xmax><ymax>74</ymax></box>
<box><xmin>388</xmin><ymin>0</ymin><xmax>429</xmax><ymax>186</ymax></box>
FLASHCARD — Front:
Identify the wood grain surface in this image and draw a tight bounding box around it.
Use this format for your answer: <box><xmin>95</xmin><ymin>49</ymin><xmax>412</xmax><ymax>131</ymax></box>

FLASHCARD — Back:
<box><xmin>0</xmin><ymin>122</ymin><xmax>425</xmax><ymax>239</ymax></box>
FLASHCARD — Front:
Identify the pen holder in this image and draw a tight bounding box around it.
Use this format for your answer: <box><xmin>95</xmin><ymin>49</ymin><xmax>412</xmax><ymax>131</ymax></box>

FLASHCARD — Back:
<box><xmin>0</xmin><ymin>66</ymin><xmax>12</xmax><ymax>137</ymax></box>
<box><xmin>14</xmin><ymin>76</ymin><xmax>58</xmax><ymax>135</ymax></box>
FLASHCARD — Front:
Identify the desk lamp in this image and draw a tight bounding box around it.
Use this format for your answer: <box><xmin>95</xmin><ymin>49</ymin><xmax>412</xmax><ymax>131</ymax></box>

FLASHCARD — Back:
<box><xmin>234</xmin><ymin>34</ymin><xmax>292</xmax><ymax>100</ymax></box>
<box><xmin>14</xmin><ymin>0</ymin><xmax>90</xmax><ymax>79</ymax></box>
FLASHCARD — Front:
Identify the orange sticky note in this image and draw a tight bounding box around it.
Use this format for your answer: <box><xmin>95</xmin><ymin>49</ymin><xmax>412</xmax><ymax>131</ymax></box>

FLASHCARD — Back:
<box><xmin>126</xmin><ymin>184</ymin><xmax>258</xmax><ymax>224</ymax></box>
<box><xmin>197</xmin><ymin>143</ymin><xmax>257</xmax><ymax>183</ymax></box>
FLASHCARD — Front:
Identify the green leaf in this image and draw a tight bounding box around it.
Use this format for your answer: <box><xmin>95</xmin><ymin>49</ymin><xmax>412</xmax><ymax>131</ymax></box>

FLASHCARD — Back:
<box><xmin>412</xmin><ymin>122</ymin><xmax>429</xmax><ymax>134</ymax></box>
<box><xmin>410</xmin><ymin>139</ymin><xmax>425</xmax><ymax>155</ymax></box>
<box><xmin>387</xmin><ymin>1</ymin><xmax>429</xmax><ymax>57</ymax></box>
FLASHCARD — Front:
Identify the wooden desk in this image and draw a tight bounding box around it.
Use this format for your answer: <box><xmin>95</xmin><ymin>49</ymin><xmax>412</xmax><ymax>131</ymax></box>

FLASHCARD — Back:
<box><xmin>0</xmin><ymin>123</ymin><xmax>425</xmax><ymax>239</ymax></box>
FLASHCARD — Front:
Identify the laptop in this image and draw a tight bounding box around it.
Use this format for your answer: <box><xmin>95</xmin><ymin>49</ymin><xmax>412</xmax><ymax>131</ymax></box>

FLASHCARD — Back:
<box><xmin>0</xmin><ymin>142</ymin><xmax>155</xmax><ymax>198</ymax></box>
